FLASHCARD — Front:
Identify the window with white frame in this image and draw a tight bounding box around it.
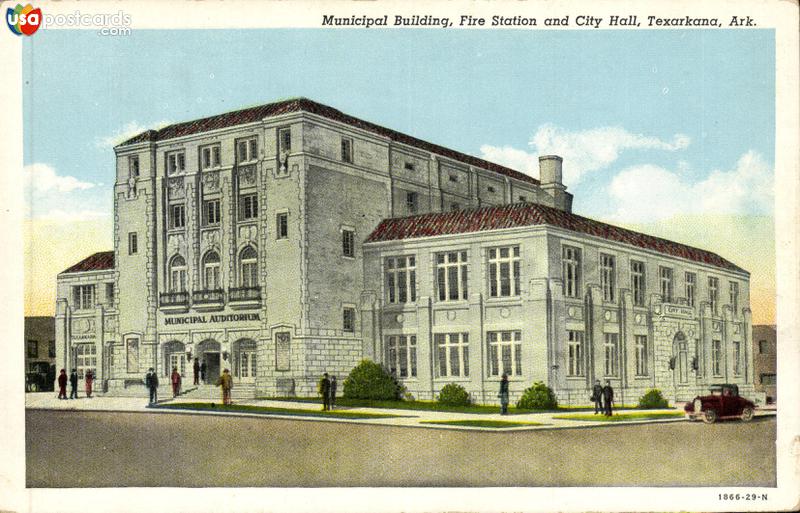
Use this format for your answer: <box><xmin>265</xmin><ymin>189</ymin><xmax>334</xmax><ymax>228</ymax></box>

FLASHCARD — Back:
<box><xmin>436</xmin><ymin>251</ymin><xmax>468</xmax><ymax>301</ymax></box>
<box><xmin>685</xmin><ymin>272</ymin><xmax>696</xmax><ymax>307</ymax></box>
<box><xmin>434</xmin><ymin>333</ymin><xmax>469</xmax><ymax>377</ymax></box>
<box><xmin>631</xmin><ymin>260</ymin><xmax>646</xmax><ymax>306</ymax></box>
<box><xmin>237</xmin><ymin>138</ymin><xmax>258</xmax><ymax>163</ymax></box>
<box><xmin>487</xmin><ymin>331</ymin><xmax>522</xmax><ymax>377</ymax></box>
<box><xmin>709</xmin><ymin>277</ymin><xmax>719</xmax><ymax>314</ymax></box>
<box><xmin>341</xmin><ymin>137</ymin><xmax>353</xmax><ymax>163</ymax></box>
<box><xmin>488</xmin><ymin>246</ymin><xmax>520</xmax><ymax>298</ymax></box>
<box><xmin>167</xmin><ymin>152</ymin><xmax>185</xmax><ymax>175</ymax></box>
<box><xmin>169</xmin><ymin>255</ymin><xmax>187</xmax><ymax>292</ymax></box>
<box><xmin>239</xmin><ymin>246</ymin><xmax>258</xmax><ymax>287</ymax></box>
<box><xmin>600</xmin><ymin>254</ymin><xmax>616</xmax><ymax>302</ymax></box>
<box><xmin>169</xmin><ymin>203</ymin><xmax>186</xmax><ymax>230</ymax></box>
<box><xmin>562</xmin><ymin>246</ymin><xmax>581</xmax><ymax>298</ymax></box>
<box><xmin>343</xmin><ymin>307</ymin><xmax>355</xmax><ymax>333</ymax></box>
<box><xmin>567</xmin><ymin>330</ymin><xmax>584</xmax><ymax>377</ymax></box>
<box><xmin>168</xmin><ymin>352</ymin><xmax>186</xmax><ymax>377</ymax></box>
<box><xmin>239</xmin><ymin>193</ymin><xmax>258</xmax><ymax>221</ymax></box>
<box><xmin>385</xmin><ymin>255</ymin><xmax>416</xmax><ymax>304</ymax></box>
<box><xmin>201</xmin><ymin>145</ymin><xmax>221</xmax><ymax>170</ymax></box>
<box><xmin>386</xmin><ymin>335</ymin><xmax>417</xmax><ymax>378</ymax></box>
<box><xmin>729</xmin><ymin>281</ymin><xmax>739</xmax><ymax>314</ymax></box>
<box><xmin>342</xmin><ymin>229</ymin><xmax>355</xmax><ymax>258</ymax></box>
<box><xmin>603</xmin><ymin>333</ymin><xmax>619</xmax><ymax>376</ymax></box>
<box><xmin>278</xmin><ymin>128</ymin><xmax>291</xmax><ymax>153</ymax></box>
<box><xmin>711</xmin><ymin>339</ymin><xmax>722</xmax><ymax>376</ymax></box>
<box><xmin>634</xmin><ymin>335</ymin><xmax>648</xmax><ymax>376</ymax></box>
<box><xmin>659</xmin><ymin>266</ymin><xmax>674</xmax><ymax>302</ymax></box>
<box><xmin>203</xmin><ymin>199</ymin><xmax>221</xmax><ymax>226</ymax></box>
<box><xmin>73</xmin><ymin>285</ymin><xmax>95</xmax><ymax>310</ymax></box>
<box><xmin>75</xmin><ymin>343</ymin><xmax>97</xmax><ymax>380</ymax></box>
<box><xmin>202</xmin><ymin>251</ymin><xmax>221</xmax><ymax>289</ymax></box>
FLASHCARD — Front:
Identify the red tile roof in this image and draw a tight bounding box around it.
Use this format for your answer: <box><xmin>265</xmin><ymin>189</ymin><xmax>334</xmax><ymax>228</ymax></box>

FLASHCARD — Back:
<box><xmin>365</xmin><ymin>203</ymin><xmax>747</xmax><ymax>274</ymax></box>
<box><xmin>60</xmin><ymin>251</ymin><xmax>115</xmax><ymax>275</ymax></box>
<box><xmin>118</xmin><ymin>98</ymin><xmax>539</xmax><ymax>186</ymax></box>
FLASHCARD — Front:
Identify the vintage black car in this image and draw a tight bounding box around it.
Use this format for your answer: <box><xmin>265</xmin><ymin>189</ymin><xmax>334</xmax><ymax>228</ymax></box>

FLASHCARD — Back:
<box><xmin>25</xmin><ymin>364</ymin><xmax>55</xmax><ymax>392</ymax></box>
<box><xmin>684</xmin><ymin>384</ymin><xmax>755</xmax><ymax>423</ymax></box>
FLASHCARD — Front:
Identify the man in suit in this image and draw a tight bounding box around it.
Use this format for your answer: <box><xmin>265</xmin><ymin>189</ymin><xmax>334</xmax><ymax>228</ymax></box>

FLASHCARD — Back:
<box><xmin>592</xmin><ymin>380</ymin><xmax>604</xmax><ymax>414</ymax></box>
<box><xmin>69</xmin><ymin>369</ymin><xmax>79</xmax><ymax>399</ymax></box>
<box><xmin>602</xmin><ymin>380</ymin><xmax>615</xmax><ymax>416</ymax></box>
<box><xmin>145</xmin><ymin>367</ymin><xmax>159</xmax><ymax>405</ymax></box>
<box><xmin>319</xmin><ymin>373</ymin><xmax>330</xmax><ymax>411</ymax></box>
<box><xmin>57</xmin><ymin>369</ymin><xmax>67</xmax><ymax>399</ymax></box>
<box><xmin>200</xmin><ymin>360</ymin><xmax>207</xmax><ymax>384</ymax></box>
<box><xmin>193</xmin><ymin>358</ymin><xmax>200</xmax><ymax>386</ymax></box>
<box><xmin>329</xmin><ymin>375</ymin><xmax>338</xmax><ymax>410</ymax></box>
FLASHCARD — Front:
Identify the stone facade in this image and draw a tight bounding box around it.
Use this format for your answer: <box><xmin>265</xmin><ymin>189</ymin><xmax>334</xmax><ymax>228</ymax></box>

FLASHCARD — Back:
<box><xmin>752</xmin><ymin>324</ymin><xmax>777</xmax><ymax>403</ymax></box>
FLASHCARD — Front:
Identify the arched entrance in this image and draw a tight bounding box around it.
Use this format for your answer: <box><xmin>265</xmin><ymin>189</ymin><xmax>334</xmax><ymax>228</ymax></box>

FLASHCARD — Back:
<box><xmin>197</xmin><ymin>339</ymin><xmax>221</xmax><ymax>384</ymax></box>
<box><xmin>163</xmin><ymin>341</ymin><xmax>186</xmax><ymax>378</ymax></box>
<box><xmin>672</xmin><ymin>331</ymin><xmax>691</xmax><ymax>401</ymax></box>
<box><xmin>233</xmin><ymin>338</ymin><xmax>257</xmax><ymax>383</ymax></box>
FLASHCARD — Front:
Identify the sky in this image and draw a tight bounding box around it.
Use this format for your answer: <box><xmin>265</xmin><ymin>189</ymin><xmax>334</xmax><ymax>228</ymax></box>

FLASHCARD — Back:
<box><xmin>23</xmin><ymin>28</ymin><xmax>775</xmax><ymax>322</ymax></box>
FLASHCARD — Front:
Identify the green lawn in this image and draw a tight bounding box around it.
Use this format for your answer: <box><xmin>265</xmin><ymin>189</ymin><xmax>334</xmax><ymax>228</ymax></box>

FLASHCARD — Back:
<box><xmin>153</xmin><ymin>402</ymin><xmax>401</xmax><ymax>419</ymax></box>
<box><xmin>552</xmin><ymin>411</ymin><xmax>685</xmax><ymax>422</ymax></box>
<box><xmin>420</xmin><ymin>419</ymin><xmax>546</xmax><ymax>428</ymax></box>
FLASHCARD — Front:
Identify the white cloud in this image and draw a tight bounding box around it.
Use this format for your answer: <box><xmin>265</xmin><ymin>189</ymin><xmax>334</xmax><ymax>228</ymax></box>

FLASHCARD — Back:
<box><xmin>607</xmin><ymin>150</ymin><xmax>773</xmax><ymax>222</ymax></box>
<box><xmin>96</xmin><ymin>119</ymin><xmax>171</xmax><ymax>148</ymax></box>
<box><xmin>24</xmin><ymin>163</ymin><xmax>95</xmax><ymax>193</ymax></box>
<box><xmin>480</xmin><ymin>124</ymin><xmax>690</xmax><ymax>186</ymax></box>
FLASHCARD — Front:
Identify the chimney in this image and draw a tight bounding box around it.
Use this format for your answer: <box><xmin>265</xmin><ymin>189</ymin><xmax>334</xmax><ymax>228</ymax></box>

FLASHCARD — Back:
<box><xmin>538</xmin><ymin>155</ymin><xmax>573</xmax><ymax>212</ymax></box>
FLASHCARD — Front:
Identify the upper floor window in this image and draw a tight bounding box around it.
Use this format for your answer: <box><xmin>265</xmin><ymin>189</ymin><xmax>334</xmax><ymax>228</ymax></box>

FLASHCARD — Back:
<box><xmin>436</xmin><ymin>251</ymin><xmax>468</xmax><ymax>301</ymax></box>
<box><xmin>276</xmin><ymin>213</ymin><xmax>288</xmax><ymax>239</ymax></box>
<box><xmin>48</xmin><ymin>340</ymin><xmax>56</xmax><ymax>358</ymax></box>
<box><xmin>758</xmin><ymin>339</ymin><xmax>768</xmax><ymax>354</ymax></box>
<box><xmin>343</xmin><ymin>307</ymin><xmax>355</xmax><ymax>333</ymax></box>
<box><xmin>600</xmin><ymin>253</ymin><xmax>616</xmax><ymax>302</ymax></box>
<box><xmin>27</xmin><ymin>340</ymin><xmax>38</xmax><ymax>359</ymax></box>
<box><xmin>237</xmin><ymin>138</ymin><xmax>258</xmax><ymax>163</ymax></box>
<box><xmin>729</xmin><ymin>281</ymin><xmax>739</xmax><ymax>313</ymax></box>
<box><xmin>385</xmin><ymin>255</ymin><xmax>416</xmax><ymax>304</ymax></box>
<box><xmin>278</xmin><ymin>128</ymin><xmax>291</xmax><ymax>153</ymax></box>
<box><xmin>404</xmin><ymin>161</ymin><xmax>415</xmax><ymax>171</ymax></box>
<box><xmin>129</xmin><ymin>156</ymin><xmax>140</xmax><ymax>177</ymax></box>
<box><xmin>169</xmin><ymin>255</ymin><xmax>187</xmax><ymax>293</ymax></box>
<box><xmin>202</xmin><ymin>251</ymin><xmax>221</xmax><ymax>290</ymax></box>
<box><xmin>342</xmin><ymin>229</ymin><xmax>355</xmax><ymax>258</ymax></box>
<box><xmin>487</xmin><ymin>185</ymin><xmax>496</xmax><ymax>193</ymax></box>
<box><xmin>488</xmin><ymin>246</ymin><xmax>520</xmax><ymax>298</ymax></box>
<box><xmin>203</xmin><ymin>199</ymin><xmax>221</xmax><ymax>226</ymax></box>
<box><xmin>631</xmin><ymin>260</ymin><xmax>645</xmax><ymax>306</ymax></box>
<box><xmin>603</xmin><ymin>332</ymin><xmax>619</xmax><ymax>376</ymax></box>
<box><xmin>711</xmin><ymin>339</ymin><xmax>722</xmax><ymax>376</ymax></box>
<box><xmin>73</xmin><ymin>284</ymin><xmax>95</xmax><ymax>310</ymax></box>
<box><xmin>169</xmin><ymin>203</ymin><xmax>186</xmax><ymax>230</ymax></box>
<box><xmin>341</xmin><ymin>138</ymin><xmax>353</xmax><ymax>163</ymax></box>
<box><xmin>239</xmin><ymin>193</ymin><xmax>258</xmax><ymax>221</ymax></box>
<box><xmin>128</xmin><ymin>232</ymin><xmax>138</xmax><ymax>255</ymax></box>
<box><xmin>563</xmin><ymin>246</ymin><xmax>582</xmax><ymax>299</ymax></box>
<box><xmin>519</xmin><ymin>195</ymin><xmax>528</xmax><ymax>202</ymax></box>
<box><xmin>659</xmin><ymin>266</ymin><xmax>673</xmax><ymax>302</ymax></box>
<box><xmin>732</xmin><ymin>341</ymin><xmax>741</xmax><ymax>375</ymax></box>
<box><xmin>406</xmin><ymin>191</ymin><xmax>418</xmax><ymax>214</ymax></box>
<box><xmin>449</xmin><ymin>174</ymin><xmax>458</xmax><ymax>183</ymax></box>
<box><xmin>201</xmin><ymin>145</ymin><xmax>221</xmax><ymax>170</ymax></box>
<box><xmin>167</xmin><ymin>152</ymin><xmax>185</xmax><ymax>175</ymax></box>
<box><xmin>708</xmin><ymin>277</ymin><xmax>719</xmax><ymax>314</ymax></box>
<box><xmin>105</xmin><ymin>282</ymin><xmax>115</xmax><ymax>306</ymax></box>
<box><xmin>567</xmin><ymin>330</ymin><xmax>584</xmax><ymax>377</ymax></box>
<box><xmin>240</xmin><ymin>246</ymin><xmax>258</xmax><ymax>287</ymax></box>
<box><xmin>685</xmin><ymin>272</ymin><xmax>696</xmax><ymax>307</ymax></box>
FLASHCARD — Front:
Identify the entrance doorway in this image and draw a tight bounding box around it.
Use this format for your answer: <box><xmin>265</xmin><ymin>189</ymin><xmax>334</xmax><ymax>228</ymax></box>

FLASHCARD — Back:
<box><xmin>204</xmin><ymin>352</ymin><xmax>220</xmax><ymax>384</ymax></box>
<box><xmin>234</xmin><ymin>339</ymin><xmax>257</xmax><ymax>383</ymax></box>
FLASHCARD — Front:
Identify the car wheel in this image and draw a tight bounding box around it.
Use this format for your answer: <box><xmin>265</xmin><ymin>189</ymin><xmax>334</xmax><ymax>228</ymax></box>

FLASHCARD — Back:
<box><xmin>741</xmin><ymin>407</ymin><xmax>754</xmax><ymax>422</ymax></box>
<box><xmin>703</xmin><ymin>410</ymin><xmax>718</xmax><ymax>424</ymax></box>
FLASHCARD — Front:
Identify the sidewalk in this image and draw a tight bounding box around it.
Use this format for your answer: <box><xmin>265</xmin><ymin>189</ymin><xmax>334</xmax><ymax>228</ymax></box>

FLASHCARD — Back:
<box><xmin>24</xmin><ymin>393</ymin><xmax>776</xmax><ymax>432</ymax></box>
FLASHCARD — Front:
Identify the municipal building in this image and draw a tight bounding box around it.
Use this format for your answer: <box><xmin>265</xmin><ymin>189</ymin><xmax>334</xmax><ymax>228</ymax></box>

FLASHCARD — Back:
<box><xmin>54</xmin><ymin>98</ymin><xmax>756</xmax><ymax>404</ymax></box>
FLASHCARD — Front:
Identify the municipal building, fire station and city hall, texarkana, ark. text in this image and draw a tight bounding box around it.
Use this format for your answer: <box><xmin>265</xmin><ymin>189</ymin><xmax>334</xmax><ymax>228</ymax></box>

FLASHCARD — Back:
<box><xmin>54</xmin><ymin>98</ymin><xmax>756</xmax><ymax>405</ymax></box>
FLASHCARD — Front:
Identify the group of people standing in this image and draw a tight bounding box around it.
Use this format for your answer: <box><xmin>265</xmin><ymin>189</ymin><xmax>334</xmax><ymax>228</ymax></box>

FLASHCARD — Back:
<box><xmin>319</xmin><ymin>373</ymin><xmax>338</xmax><ymax>411</ymax></box>
<box><xmin>145</xmin><ymin>362</ymin><xmax>232</xmax><ymax>406</ymax></box>
<box><xmin>56</xmin><ymin>368</ymin><xmax>94</xmax><ymax>400</ymax></box>
<box><xmin>592</xmin><ymin>379</ymin><xmax>615</xmax><ymax>416</ymax></box>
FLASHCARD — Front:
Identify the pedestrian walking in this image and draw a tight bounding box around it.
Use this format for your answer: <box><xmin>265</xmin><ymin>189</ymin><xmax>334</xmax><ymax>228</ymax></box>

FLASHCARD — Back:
<box><xmin>57</xmin><ymin>369</ymin><xmax>67</xmax><ymax>399</ymax></box>
<box><xmin>591</xmin><ymin>379</ymin><xmax>604</xmax><ymax>414</ymax></box>
<box><xmin>200</xmin><ymin>359</ymin><xmax>207</xmax><ymax>384</ymax></box>
<box><xmin>171</xmin><ymin>366</ymin><xmax>182</xmax><ymax>398</ymax></box>
<box><xmin>216</xmin><ymin>368</ymin><xmax>233</xmax><ymax>405</ymax></box>
<box><xmin>193</xmin><ymin>357</ymin><xmax>200</xmax><ymax>386</ymax></box>
<box><xmin>69</xmin><ymin>369</ymin><xmax>78</xmax><ymax>399</ymax></box>
<box><xmin>602</xmin><ymin>380</ymin><xmax>615</xmax><ymax>416</ymax></box>
<box><xmin>498</xmin><ymin>373</ymin><xmax>510</xmax><ymax>415</ymax></box>
<box><xmin>328</xmin><ymin>375</ymin><xmax>337</xmax><ymax>410</ymax></box>
<box><xmin>145</xmin><ymin>367</ymin><xmax>159</xmax><ymax>405</ymax></box>
<box><xmin>319</xmin><ymin>373</ymin><xmax>331</xmax><ymax>411</ymax></box>
<box><xmin>84</xmin><ymin>370</ymin><xmax>94</xmax><ymax>398</ymax></box>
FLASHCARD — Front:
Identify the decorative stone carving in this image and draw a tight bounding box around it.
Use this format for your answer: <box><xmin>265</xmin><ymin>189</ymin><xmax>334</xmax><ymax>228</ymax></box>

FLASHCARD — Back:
<box><xmin>238</xmin><ymin>225</ymin><xmax>258</xmax><ymax>243</ymax></box>
<box><xmin>126</xmin><ymin>176</ymin><xmax>137</xmax><ymax>199</ymax></box>
<box><xmin>201</xmin><ymin>230</ymin><xmax>221</xmax><ymax>252</ymax></box>
<box><xmin>239</xmin><ymin>164</ymin><xmax>257</xmax><ymax>187</ymax></box>
<box><xmin>500</xmin><ymin>308</ymin><xmax>510</xmax><ymax>319</ymax></box>
<box><xmin>72</xmin><ymin>318</ymin><xmax>95</xmax><ymax>334</ymax></box>
<box><xmin>446</xmin><ymin>310</ymin><xmax>457</xmax><ymax>321</ymax></box>
<box><xmin>202</xmin><ymin>171</ymin><xmax>220</xmax><ymax>192</ymax></box>
<box><xmin>396</xmin><ymin>314</ymin><xmax>404</xmax><ymax>324</ymax></box>
<box><xmin>635</xmin><ymin>314</ymin><xmax>642</xmax><ymax>324</ymax></box>
<box><xmin>167</xmin><ymin>233</ymin><xmax>186</xmax><ymax>256</ymax></box>
<box><xmin>168</xmin><ymin>176</ymin><xmax>185</xmax><ymax>199</ymax></box>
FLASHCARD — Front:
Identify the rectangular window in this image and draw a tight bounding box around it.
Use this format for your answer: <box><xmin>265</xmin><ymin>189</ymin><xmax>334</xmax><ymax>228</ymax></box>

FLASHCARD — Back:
<box><xmin>436</xmin><ymin>251</ymin><xmax>468</xmax><ymax>301</ymax></box>
<box><xmin>167</xmin><ymin>152</ymin><xmax>185</xmax><ymax>175</ymax></box>
<box><xmin>709</xmin><ymin>277</ymin><xmax>719</xmax><ymax>314</ymax></box>
<box><xmin>342</xmin><ymin>229</ymin><xmax>355</xmax><ymax>258</ymax></box>
<box><xmin>126</xmin><ymin>337</ymin><xmax>139</xmax><ymax>373</ymax></box>
<box><xmin>685</xmin><ymin>272</ymin><xmax>696</xmax><ymax>307</ymax></box>
<box><xmin>105</xmin><ymin>283</ymin><xmax>114</xmax><ymax>305</ymax></box>
<box><xmin>385</xmin><ymin>255</ymin><xmax>416</xmax><ymax>304</ymax></box>
<box><xmin>449</xmin><ymin>174</ymin><xmax>458</xmax><ymax>183</ymax></box>
<box><xmin>519</xmin><ymin>195</ymin><xmax>527</xmax><ymax>202</ymax></box>
<box><xmin>239</xmin><ymin>194</ymin><xmax>258</xmax><ymax>221</ymax></box>
<box><xmin>75</xmin><ymin>343</ymin><xmax>97</xmax><ymax>380</ymax></box>
<box><xmin>169</xmin><ymin>203</ymin><xmax>186</xmax><ymax>229</ymax></box>
<box><xmin>201</xmin><ymin>145</ymin><xmax>221</xmax><ymax>169</ymax></box>
<box><xmin>128</xmin><ymin>232</ymin><xmax>138</xmax><ymax>255</ymax></box>
<box><xmin>129</xmin><ymin>156</ymin><xmax>139</xmax><ymax>177</ymax></box>
<box><xmin>635</xmin><ymin>335</ymin><xmax>648</xmax><ymax>376</ymax></box>
<box><xmin>203</xmin><ymin>199</ymin><xmax>221</xmax><ymax>226</ymax></box>
<box><xmin>487</xmin><ymin>185</ymin><xmax>496</xmax><ymax>193</ymax></box>
<box><xmin>732</xmin><ymin>341</ymin><xmax>741</xmax><ymax>375</ymax></box>
<box><xmin>631</xmin><ymin>261</ymin><xmax>646</xmax><ymax>306</ymax></box>
<box><xmin>659</xmin><ymin>267</ymin><xmax>673</xmax><ymax>302</ymax></box>
<box><xmin>341</xmin><ymin>138</ymin><xmax>353</xmax><ymax>163</ymax></box>
<box><xmin>562</xmin><ymin>246</ymin><xmax>582</xmax><ymax>298</ymax></box>
<box><xmin>73</xmin><ymin>285</ymin><xmax>95</xmax><ymax>310</ymax></box>
<box><xmin>488</xmin><ymin>246</ymin><xmax>521</xmax><ymax>298</ymax></box>
<box><xmin>758</xmin><ymin>339</ymin><xmax>768</xmax><ymax>354</ymax></box>
<box><xmin>237</xmin><ymin>138</ymin><xmax>258</xmax><ymax>163</ymax></box>
<box><xmin>603</xmin><ymin>333</ymin><xmax>619</xmax><ymax>376</ymax></box>
<box><xmin>406</xmin><ymin>191</ymin><xmax>418</xmax><ymax>214</ymax></box>
<box><xmin>27</xmin><ymin>340</ymin><xmax>38</xmax><ymax>359</ymax></box>
<box><xmin>435</xmin><ymin>333</ymin><xmax>470</xmax><ymax>378</ymax></box>
<box><xmin>279</xmin><ymin>128</ymin><xmax>291</xmax><ymax>153</ymax></box>
<box><xmin>404</xmin><ymin>161</ymin><xmax>415</xmax><ymax>171</ymax></box>
<box><xmin>48</xmin><ymin>340</ymin><xmax>56</xmax><ymax>358</ymax></box>
<box><xmin>760</xmin><ymin>373</ymin><xmax>776</xmax><ymax>385</ymax></box>
<box><xmin>487</xmin><ymin>331</ymin><xmax>522</xmax><ymax>377</ymax></box>
<box><xmin>342</xmin><ymin>307</ymin><xmax>355</xmax><ymax>333</ymax></box>
<box><xmin>729</xmin><ymin>281</ymin><xmax>739</xmax><ymax>314</ymax></box>
<box><xmin>567</xmin><ymin>331</ymin><xmax>584</xmax><ymax>377</ymax></box>
<box><xmin>275</xmin><ymin>332</ymin><xmax>291</xmax><ymax>371</ymax></box>
<box><xmin>600</xmin><ymin>254</ymin><xmax>616</xmax><ymax>302</ymax></box>
<box><xmin>276</xmin><ymin>213</ymin><xmax>288</xmax><ymax>239</ymax></box>
<box><xmin>711</xmin><ymin>339</ymin><xmax>723</xmax><ymax>376</ymax></box>
<box><xmin>386</xmin><ymin>335</ymin><xmax>417</xmax><ymax>378</ymax></box>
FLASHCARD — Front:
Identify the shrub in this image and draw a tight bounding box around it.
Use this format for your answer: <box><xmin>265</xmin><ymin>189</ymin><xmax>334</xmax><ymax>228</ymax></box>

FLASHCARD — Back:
<box><xmin>516</xmin><ymin>381</ymin><xmax>558</xmax><ymax>410</ymax></box>
<box><xmin>342</xmin><ymin>359</ymin><xmax>401</xmax><ymax>401</ymax></box>
<box><xmin>437</xmin><ymin>383</ymin><xmax>471</xmax><ymax>406</ymax></box>
<box><xmin>638</xmin><ymin>389</ymin><xmax>669</xmax><ymax>409</ymax></box>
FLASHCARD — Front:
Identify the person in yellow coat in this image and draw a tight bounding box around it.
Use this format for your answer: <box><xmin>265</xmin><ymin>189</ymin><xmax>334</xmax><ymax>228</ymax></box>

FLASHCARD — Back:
<box><xmin>216</xmin><ymin>368</ymin><xmax>233</xmax><ymax>405</ymax></box>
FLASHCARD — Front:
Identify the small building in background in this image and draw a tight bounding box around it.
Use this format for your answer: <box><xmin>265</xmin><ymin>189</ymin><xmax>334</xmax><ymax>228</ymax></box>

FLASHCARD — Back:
<box><xmin>752</xmin><ymin>324</ymin><xmax>776</xmax><ymax>404</ymax></box>
<box><xmin>24</xmin><ymin>316</ymin><xmax>55</xmax><ymax>392</ymax></box>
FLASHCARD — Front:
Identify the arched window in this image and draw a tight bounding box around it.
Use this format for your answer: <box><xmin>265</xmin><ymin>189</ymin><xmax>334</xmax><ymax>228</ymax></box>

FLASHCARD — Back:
<box><xmin>202</xmin><ymin>251</ymin><xmax>221</xmax><ymax>290</ymax></box>
<box><xmin>240</xmin><ymin>246</ymin><xmax>258</xmax><ymax>287</ymax></box>
<box><xmin>169</xmin><ymin>255</ymin><xmax>187</xmax><ymax>292</ymax></box>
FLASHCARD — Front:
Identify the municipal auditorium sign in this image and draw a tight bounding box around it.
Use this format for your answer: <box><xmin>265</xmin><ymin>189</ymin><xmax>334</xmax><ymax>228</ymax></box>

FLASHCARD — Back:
<box><xmin>165</xmin><ymin>313</ymin><xmax>261</xmax><ymax>326</ymax></box>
